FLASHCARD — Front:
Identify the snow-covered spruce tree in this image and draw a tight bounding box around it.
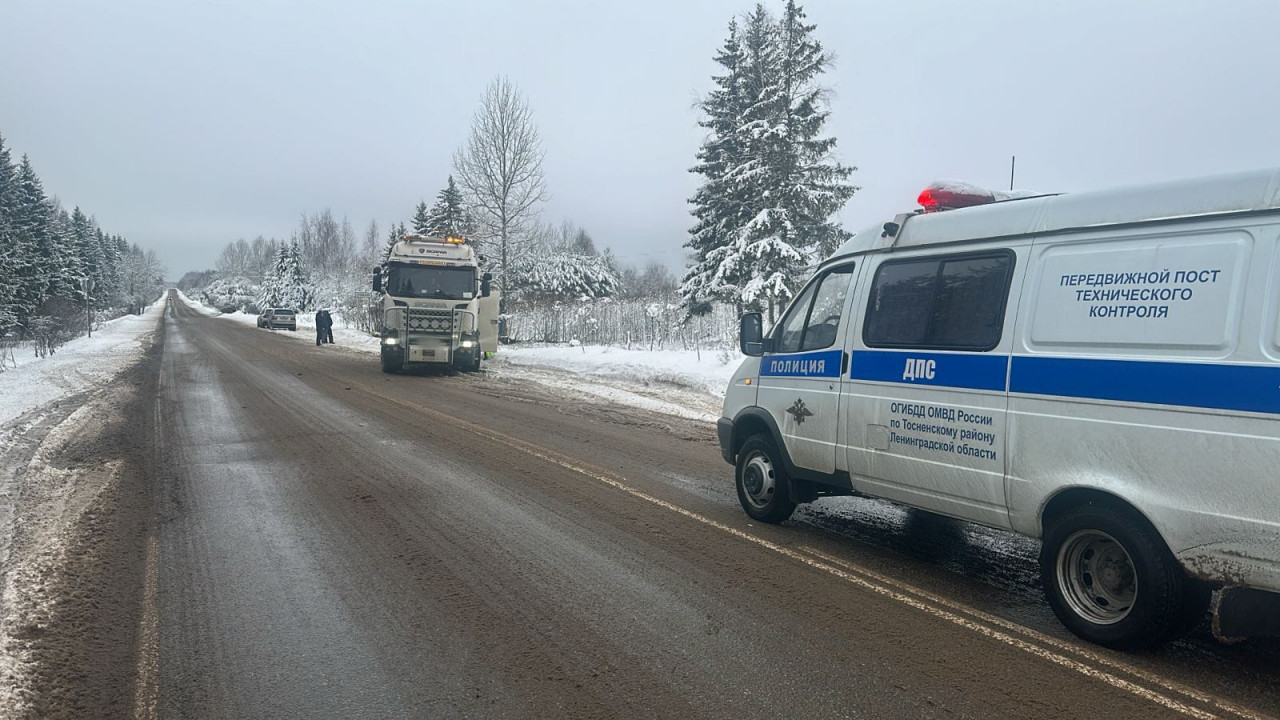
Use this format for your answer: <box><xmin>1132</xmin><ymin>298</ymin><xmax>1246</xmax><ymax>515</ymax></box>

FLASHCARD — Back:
<box><xmin>425</xmin><ymin>176</ymin><xmax>473</xmax><ymax>239</ymax></box>
<box><xmin>383</xmin><ymin>221</ymin><xmax>406</xmax><ymax>262</ymax></box>
<box><xmin>771</xmin><ymin>0</ymin><xmax>857</xmax><ymax>260</ymax></box>
<box><xmin>682</xmin><ymin>19</ymin><xmax>751</xmax><ymax>318</ymax></box>
<box><xmin>518</xmin><ymin>252</ymin><xmax>620</xmax><ymax>302</ymax></box>
<box><xmin>11</xmin><ymin>156</ymin><xmax>63</xmax><ymax>327</ymax></box>
<box><xmin>97</xmin><ymin>228</ymin><xmax>124</xmax><ymax>309</ymax></box>
<box><xmin>724</xmin><ymin>3</ymin><xmax>805</xmax><ymax>322</ymax></box>
<box><xmin>682</xmin><ymin>2</ymin><xmax>856</xmax><ymax>321</ymax></box>
<box><xmin>0</xmin><ymin>135</ymin><xmax>28</xmax><ymax>336</ymax></box>
<box><xmin>256</xmin><ymin>248</ymin><xmax>284</xmax><ymax>309</ymax></box>
<box><xmin>70</xmin><ymin>207</ymin><xmax>103</xmax><ymax>308</ymax></box>
<box><xmin>279</xmin><ymin>241</ymin><xmax>314</xmax><ymax>310</ymax></box>
<box><xmin>410</xmin><ymin>201</ymin><xmax>432</xmax><ymax>235</ymax></box>
<box><xmin>258</xmin><ymin>242</ymin><xmax>315</xmax><ymax>311</ymax></box>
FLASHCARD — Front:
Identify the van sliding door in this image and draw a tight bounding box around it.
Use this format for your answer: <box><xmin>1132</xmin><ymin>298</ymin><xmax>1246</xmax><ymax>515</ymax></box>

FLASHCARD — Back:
<box><xmin>844</xmin><ymin>246</ymin><xmax>1024</xmax><ymax>529</ymax></box>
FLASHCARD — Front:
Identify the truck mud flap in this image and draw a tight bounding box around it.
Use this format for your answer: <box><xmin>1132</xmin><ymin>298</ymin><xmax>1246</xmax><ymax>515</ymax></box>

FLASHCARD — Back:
<box><xmin>1212</xmin><ymin>587</ymin><xmax>1280</xmax><ymax>642</ymax></box>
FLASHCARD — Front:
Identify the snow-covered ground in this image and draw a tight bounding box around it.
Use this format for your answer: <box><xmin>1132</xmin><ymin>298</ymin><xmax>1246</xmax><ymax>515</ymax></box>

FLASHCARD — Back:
<box><xmin>178</xmin><ymin>293</ymin><xmax>741</xmax><ymax>421</ymax></box>
<box><xmin>0</xmin><ymin>294</ymin><xmax>166</xmax><ymax>428</ymax></box>
<box><xmin>492</xmin><ymin>345</ymin><xmax>739</xmax><ymax>421</ymax></box>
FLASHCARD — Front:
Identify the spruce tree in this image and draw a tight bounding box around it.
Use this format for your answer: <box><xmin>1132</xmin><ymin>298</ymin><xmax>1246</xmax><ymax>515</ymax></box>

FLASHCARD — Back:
<box><xmin>424</xmin><ymin>176</ymin><xmax>473</xmax><ymax>239</ymax></box>
<box><xmin>70</xmin><ymin>208</ymin><xmax>104</xmax><ymax>308</ymax></box>
<box><xmin>279</xmin><ymin>241</ymin><xmax>314</xmax><ymax>311</ymax></box>
<box><xmin>774</xmin><ymin>0</ymin><xmax>857</xmax><ymax>259</ymax></box>
<box><xmin>411</xmin><ymin>201</ymin><xmax>431</xmax><ymax>235</ymax></box>
<box><xmin>726</xmin><ymin>4</ymin><xmax>803</xmax><ymax>320</ymax></box>
<box><xmin>257</xmin><ymin>246</ymin><xmax>288</xmax><ymax>309</ymax></box>
<box><xmin>383</xmin><ymin>221</ymin><xmax>407</xmax><ymax>262</ymax></box>
<box><xmin>44</xmin><ymin>204</ymin><xmax>79</xmax><ymax>300</ymax></box>
<box><xmin>12</xmin><ymin>157</ymin><xmax>59</xmax><ymax>325</ymax></box>
<box><xmin>681</xmin><ymin>19</ymin><xmax>751</xmax><ymax>316</ymax></box>
<box><xmin>0</xmin><ymin>136</ymin><xmax>23</xmax><ymax>334</ymax></box>
<box><xmin>681</xmin><ymin>2</ymin><xmax>856</xmax><ymax>321</ymax></box>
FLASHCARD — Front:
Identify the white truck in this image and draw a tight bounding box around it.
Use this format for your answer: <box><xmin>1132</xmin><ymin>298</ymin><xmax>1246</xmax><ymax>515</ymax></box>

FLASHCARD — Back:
<box><xmin>721</xmin><ymin>169</ymin><xmax>1280</xmax><ymax>648</ymax></box>
<box><xmin>372</xmin><ymin>233</ymin><xmax>499</xmax><ymax>374</ymax></box>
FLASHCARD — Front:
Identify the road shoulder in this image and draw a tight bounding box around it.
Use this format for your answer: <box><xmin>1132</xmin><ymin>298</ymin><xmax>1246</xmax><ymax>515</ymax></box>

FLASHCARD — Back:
<box><xmin>0</xmin><ymin>321</ymin><xmax>163</xmax><ymax>719</ymax></box>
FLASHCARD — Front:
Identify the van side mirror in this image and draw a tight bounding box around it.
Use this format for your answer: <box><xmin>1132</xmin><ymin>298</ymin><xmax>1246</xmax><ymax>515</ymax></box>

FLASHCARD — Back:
<box><xmin>481</xmin><ymin>272</ymin><xmax>493</xmax><ymax>298</ymax></box>
<box><xmin>740</xmin><ymin>312</ymin><xmax>766</xmax><ymax>356</ymax></box>
<box><xmin>372</xmin><ymin>268</ymin><xmax>382</xmax><ymax>293</ymax></box>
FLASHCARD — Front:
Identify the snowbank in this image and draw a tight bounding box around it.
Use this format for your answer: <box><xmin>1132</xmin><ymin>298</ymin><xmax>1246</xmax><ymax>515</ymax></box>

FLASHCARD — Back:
<box><xmin>489</xmin><ymin>344</ymin><xmax>743</xmax><ymax>421</ymax></box>
<box><xmin>497</xmin><ymin>345</ymin><xmax>738</xmax><ymax>400</ymax></box>
<box><xmin>0</xmin><ymin>294</ymin><xmax>166</xmax><ymax>428</ymax></box>
<box><xmin>174</xmin><ymin>288</ymin><xmax>219</xmax><ymax>317</ymax></box>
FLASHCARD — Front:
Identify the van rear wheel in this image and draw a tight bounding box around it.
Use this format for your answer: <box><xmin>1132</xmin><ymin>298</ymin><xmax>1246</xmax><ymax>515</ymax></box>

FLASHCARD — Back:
<box><xmin>735</xmin><ymin>435</ymin><xmax>796</xmax><ymax>524</ymax></box>
<box><xmin>1040</xmin><ymin>502</ymin><xmax>1201</xmax><ymax>649</ymax></box>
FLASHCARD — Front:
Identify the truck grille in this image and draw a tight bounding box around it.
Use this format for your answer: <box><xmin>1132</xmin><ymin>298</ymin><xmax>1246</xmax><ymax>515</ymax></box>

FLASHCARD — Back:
<box><xmin>407</xmin><ymin>309</ymin><xmax>453</xmax><ymax>334</ymax></box>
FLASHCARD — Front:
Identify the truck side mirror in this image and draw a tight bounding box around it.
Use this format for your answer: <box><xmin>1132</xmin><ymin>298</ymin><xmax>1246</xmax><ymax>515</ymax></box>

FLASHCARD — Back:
<box><xmin>481</xmin><ymin>272</ymin><xmax>493</xmax><ymax>298</ymax></box>
<box><xmin>740</xmin><ymin>312</ymin><xmax>766</xmax><ymax>356</ymax></box>
<box><xmin>372</xmin><ymin>268</ymin><xmax>382</xmax><ymax>293</ymax></box>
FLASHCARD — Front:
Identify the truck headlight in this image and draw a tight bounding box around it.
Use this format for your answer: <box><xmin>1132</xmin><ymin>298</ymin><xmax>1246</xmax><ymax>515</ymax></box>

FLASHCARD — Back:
<box><xmin>383</xmin><ymin>337</ymin><xmax>399</xmax><ymax>346</ymax></box>
<box><xmin>460</xmin><ymin>340</ymin><xmax>476</xmax><ymax>348</ymax></box>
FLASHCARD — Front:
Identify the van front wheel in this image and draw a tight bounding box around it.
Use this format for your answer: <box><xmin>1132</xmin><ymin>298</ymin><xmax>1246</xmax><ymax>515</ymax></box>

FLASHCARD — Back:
<box><xmin>735</xmin><ymin>435</ymin><xmax>796</xmax><ymax>524</ymax></box>
<box><xmin>1040</xmin><ymin>503</ymin><xmax>1196</xmax><ymax>649</ymax></box>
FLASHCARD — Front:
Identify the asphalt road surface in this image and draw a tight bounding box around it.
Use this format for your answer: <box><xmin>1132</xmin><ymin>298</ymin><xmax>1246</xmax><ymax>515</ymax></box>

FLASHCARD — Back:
<box><xmin>100</xmin><ymin>293</ymin><xmax>1280</xmax><ymax>718</ymax></box>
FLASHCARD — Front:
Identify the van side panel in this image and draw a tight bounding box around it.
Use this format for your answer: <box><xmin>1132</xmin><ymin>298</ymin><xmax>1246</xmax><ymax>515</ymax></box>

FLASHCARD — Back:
<box><xmin>1007</xmin><ymin>219</ymin><xmax>1280</xmax><ymax>593</ymax></box>
<box><xmin>843</xmin><ymin>242</ymin><xmax>1028</xmax><ymax>529</ymax></box>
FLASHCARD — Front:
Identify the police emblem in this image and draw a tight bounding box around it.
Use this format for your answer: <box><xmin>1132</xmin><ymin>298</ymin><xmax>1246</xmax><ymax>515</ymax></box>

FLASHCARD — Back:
<box><xmin>785</xmin><ymin>398</ymin><xmax>814</xmax><ymax>424</ymax></box>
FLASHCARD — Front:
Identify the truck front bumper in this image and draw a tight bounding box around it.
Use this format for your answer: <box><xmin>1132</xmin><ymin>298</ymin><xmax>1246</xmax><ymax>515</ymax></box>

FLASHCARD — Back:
<box><xmin>716</xmin><ymin>417</ymin><xmax>734</xmax><ymax>465</ymax></box>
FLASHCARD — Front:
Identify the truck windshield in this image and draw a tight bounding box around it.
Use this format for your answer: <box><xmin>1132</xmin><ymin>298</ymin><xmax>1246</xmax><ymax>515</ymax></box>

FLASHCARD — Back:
<box><xmin>386</xmin><ymin>264</ymin><xmax>475</xmax><ymax>299</ymax></box>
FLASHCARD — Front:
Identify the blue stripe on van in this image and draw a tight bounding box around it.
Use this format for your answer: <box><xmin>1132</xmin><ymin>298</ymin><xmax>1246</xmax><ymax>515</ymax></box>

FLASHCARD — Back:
<box><xmin>849</xmin><ymin>350</ymin><xmax>1009</xmax><ymax>392</ymax></box>
<box><xmin>760</xmin><ymin>349</ymin><xmax>844</xmax><ymax>378</ymax></box>
<box><xmin>1009</xmin><ymin>356</ymin><xmax>1280</xmax><ymax>414</ymax></box>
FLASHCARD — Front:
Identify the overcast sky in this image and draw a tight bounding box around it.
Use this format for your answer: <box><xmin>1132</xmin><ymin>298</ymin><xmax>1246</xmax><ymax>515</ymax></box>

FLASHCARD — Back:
<box><xmin>4</xmin><ymin>0</ymin><xmax>1280</xmax><ymax>277</ymax></box>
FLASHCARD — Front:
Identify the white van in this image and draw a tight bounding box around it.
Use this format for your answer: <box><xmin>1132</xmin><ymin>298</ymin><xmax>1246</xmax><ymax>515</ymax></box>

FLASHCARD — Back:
<box><xmin>718</xmin><ymin>169</ymin><xmax>1280</xmax><ymax>649</ymax></box>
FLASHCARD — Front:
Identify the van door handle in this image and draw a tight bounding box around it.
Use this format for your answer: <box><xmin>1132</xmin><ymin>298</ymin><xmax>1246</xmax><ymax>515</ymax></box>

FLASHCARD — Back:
<box><xmin>841</xmin><ymin>351</ymin><xmax>849</xmax><ymax>375</ymax></box>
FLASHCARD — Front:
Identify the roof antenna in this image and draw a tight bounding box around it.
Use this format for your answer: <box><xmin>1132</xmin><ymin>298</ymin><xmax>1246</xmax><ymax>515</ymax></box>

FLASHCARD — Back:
<box><xmin>1010</xmin><ymin>155</ymin><xmax>1017</xmax><ymax>191</ymax></box>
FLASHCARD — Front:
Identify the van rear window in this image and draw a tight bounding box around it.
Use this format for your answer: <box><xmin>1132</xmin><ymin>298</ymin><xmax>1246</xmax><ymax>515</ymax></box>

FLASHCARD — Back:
<box><xmin>864</xmin><ymin>251</ymin><xmax>1014</xmax><ymax>351</ymax></box>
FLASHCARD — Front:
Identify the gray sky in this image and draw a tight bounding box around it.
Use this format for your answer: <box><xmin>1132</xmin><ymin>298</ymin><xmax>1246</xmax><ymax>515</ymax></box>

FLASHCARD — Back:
<box><xmin>4</xmin><ymin>0</ymin><xmax>1280</xmax><ymax>277</ymax></box>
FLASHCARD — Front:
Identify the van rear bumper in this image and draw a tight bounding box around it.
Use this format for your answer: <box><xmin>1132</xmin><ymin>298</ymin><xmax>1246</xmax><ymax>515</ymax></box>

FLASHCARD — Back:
<box><xmin>1176</xmin><ymin>540</ymin><xmax>1280</xmax><ymax>595</ymax></box>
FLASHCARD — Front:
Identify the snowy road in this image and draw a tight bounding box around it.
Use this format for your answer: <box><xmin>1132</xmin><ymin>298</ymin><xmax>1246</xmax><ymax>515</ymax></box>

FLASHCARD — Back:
<box><xmin>23</xmin><ymin>291</ymin><xmax>1280</xmax><ymax>718</ymax></box>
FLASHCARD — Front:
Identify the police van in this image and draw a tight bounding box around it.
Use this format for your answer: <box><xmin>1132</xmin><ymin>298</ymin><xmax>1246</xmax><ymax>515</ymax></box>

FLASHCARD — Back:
<box><xmin>718</xmin><ymin>169</ymin><xmax>1280</xmax><ymax>648</ymax></box>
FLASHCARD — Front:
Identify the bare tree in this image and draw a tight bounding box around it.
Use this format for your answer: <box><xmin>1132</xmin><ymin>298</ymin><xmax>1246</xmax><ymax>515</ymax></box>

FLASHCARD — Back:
<box><xmin>362</xmin><ymin>219</ymin><xmax>380</xmax><ymax>271</ymax></box>
<box><xmin>453</xmin><ymin>76</ymin><xmax>549</xmax><ymax>312</ymax></box>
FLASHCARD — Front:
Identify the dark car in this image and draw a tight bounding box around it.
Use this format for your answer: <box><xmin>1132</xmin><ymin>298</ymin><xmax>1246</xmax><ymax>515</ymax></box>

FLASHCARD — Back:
<box><xmin>257</xmin><ymin>308</ymin><xmax>297</xmax><ymax>331</ymax></box>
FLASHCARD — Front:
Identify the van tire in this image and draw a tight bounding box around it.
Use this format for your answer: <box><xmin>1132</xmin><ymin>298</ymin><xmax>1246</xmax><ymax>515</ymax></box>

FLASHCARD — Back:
<box><xmin>735</xmin><ymin>435</ymin><xmax>796</xmax><ymax>524</ymax></box>
<box><xmin>1040</xmin><ymin>502</ymin><xmax>1193</xmax><ymax>649</ymax></box>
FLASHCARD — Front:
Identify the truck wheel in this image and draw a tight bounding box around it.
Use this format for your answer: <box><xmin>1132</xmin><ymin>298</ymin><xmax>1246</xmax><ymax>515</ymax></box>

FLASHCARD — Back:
<box><xmin>380</xmin><ymin>353</ymin><xmax>399</xmax><ymax>374</ymax></box>
<box><xmin>735</xmin><ymin>435</ymin><xmax>796</xmax><ymax>524</ymax></box>
<box><xmin>1040</xmin><ymin>502</ymin><xmax>1199</xmax><ymax>649</ymax></box>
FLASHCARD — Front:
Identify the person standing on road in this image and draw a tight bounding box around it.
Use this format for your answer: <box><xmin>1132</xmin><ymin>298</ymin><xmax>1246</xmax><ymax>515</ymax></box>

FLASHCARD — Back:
<box><xmin>315</xmin><ymin>309</ymin><xmax>326</xmax><ymax>346</ymax></box>
<box><xmin>322</xmin><ymin>309</ymin><xmax>335</xmax><ymax>344</ymax></box>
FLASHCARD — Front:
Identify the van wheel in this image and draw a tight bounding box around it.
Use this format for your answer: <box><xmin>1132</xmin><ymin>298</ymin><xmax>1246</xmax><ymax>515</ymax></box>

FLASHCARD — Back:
<box><xmin>735</xmin><ymin>435</ymin><xmax>796</xmax><ymax>524</ymax></box>
<box><xmin>1040</xmin><ymin>503</ymin><xmax>1198</xmax><ymax>649</ymax></box>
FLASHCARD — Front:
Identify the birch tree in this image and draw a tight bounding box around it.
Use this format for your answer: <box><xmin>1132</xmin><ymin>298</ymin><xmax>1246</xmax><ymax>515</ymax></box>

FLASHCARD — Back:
<box><xmin>453</xmin><ymin>76</ymin><xmax>548</xmax><ymax>313</ymax></box>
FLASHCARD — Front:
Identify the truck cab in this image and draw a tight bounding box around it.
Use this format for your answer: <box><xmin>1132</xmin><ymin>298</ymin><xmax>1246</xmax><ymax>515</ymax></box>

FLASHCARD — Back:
<box><xmin>373</xmin><ymin>233</ymin><xmax>500</xmax><ymax>373</ymax></box>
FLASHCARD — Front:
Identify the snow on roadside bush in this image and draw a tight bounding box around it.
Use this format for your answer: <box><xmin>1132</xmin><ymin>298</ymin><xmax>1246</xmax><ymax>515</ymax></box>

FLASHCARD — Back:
<box><xmin>200</xmin><ymin>276</ymin><xmax>260</xmax><ymax>312</ymax></box>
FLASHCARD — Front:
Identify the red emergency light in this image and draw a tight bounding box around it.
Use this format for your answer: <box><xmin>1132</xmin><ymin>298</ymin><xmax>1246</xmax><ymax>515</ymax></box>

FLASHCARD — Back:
<box><xmin>917</xmin><ymin>182</ymin><xmax>999</xmax><ymax>212</ymax></box>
